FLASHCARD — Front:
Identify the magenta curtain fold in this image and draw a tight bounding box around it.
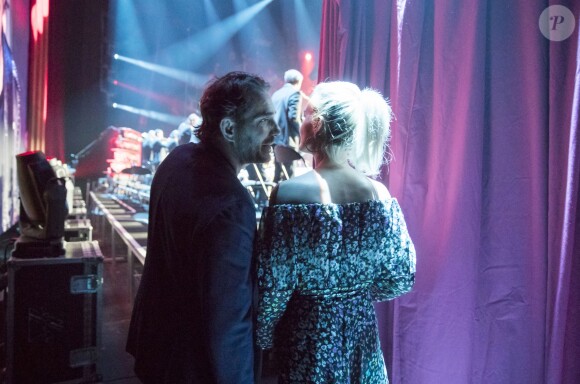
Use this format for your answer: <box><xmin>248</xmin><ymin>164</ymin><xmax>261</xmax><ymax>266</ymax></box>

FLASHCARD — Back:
<box><xmin>318</xmin><ymin>1</ymin><xmax>580</xmax><ymax>383</ymax></box>
<box><xmin>546</xmin><ymin>3</ymin><xmax>580</xmax><ymax>381</ymax></box>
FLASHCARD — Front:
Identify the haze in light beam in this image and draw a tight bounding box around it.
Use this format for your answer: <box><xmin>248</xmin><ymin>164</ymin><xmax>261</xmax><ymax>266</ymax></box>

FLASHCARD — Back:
<box><xmin>113</xmin><ymin>103</ymin><xmax>185</xmax><ymax>125</ymax></box>
<box><xmin>114</xmin><ymin>54</ymin><xmax>210</xmax><ymax>87</ymax></box>
<box><xmin>160</xmin><ymin>0</ymin><xmax>273</xmax><ymax>71</ymax></box>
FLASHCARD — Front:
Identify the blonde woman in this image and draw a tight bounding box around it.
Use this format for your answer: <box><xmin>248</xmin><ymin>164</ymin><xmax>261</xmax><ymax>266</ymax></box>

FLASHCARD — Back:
<box><xmin>255</xmin><ymin>81</ymin><xmax>416</xmax><ymax>383</ymax></box>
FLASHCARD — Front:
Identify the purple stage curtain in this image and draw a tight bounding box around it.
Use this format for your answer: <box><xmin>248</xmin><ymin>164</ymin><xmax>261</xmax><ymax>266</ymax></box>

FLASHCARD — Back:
<box><xmin>318</xmin><ymin>1</ymin><xmax>580</xmax><ymax>383</ymax></box>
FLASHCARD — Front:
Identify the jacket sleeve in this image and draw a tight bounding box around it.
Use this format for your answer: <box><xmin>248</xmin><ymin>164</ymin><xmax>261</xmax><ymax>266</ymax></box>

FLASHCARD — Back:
<box><xmin>200</xmin><ymin>199</ymin><xmax>257</xmax><ymax>384</ymax></box>
<box><xmin>370</xmin><ymin>200</ymin><xmax>417</xmax><ymax>302</ymax></box>
<box><xmin>286</xmin><ymin>91</ymin><xmax>302</xmax><ymax>137</ymax></box>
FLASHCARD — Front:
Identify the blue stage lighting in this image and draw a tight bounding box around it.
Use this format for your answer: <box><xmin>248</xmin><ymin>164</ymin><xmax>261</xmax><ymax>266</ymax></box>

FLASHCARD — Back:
<box><xmin>159</xmin><ymin>0</ymin><xmax>273</xmax><ymax>71</ymax></box>
<box><xmin>111</xmin><ymin>103</ymin><xmax>185</xmax><ymax>125</ymax></box>
<box><xmin>113</xmin><ymin>54</ymin><xmax>209</xmax><ymax>87</ymax></box>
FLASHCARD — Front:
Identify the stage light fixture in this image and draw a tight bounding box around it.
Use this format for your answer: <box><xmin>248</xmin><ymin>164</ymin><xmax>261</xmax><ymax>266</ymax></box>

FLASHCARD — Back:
<box><xmin>305</xmin><ymin>52</ymin><xmax>312</xmax><ymax>61</ymax></box>
<box><xmin>114</xmin><ymin>53</ymin><xmax>119</xmax><ymax>60</ymax></box>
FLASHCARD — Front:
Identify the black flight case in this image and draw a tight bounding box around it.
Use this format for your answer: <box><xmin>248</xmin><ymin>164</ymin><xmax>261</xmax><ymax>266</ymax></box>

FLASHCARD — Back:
<box><xmin>6</xmin><ymin>240</ymin><xmax>103</xmax><ymax>383</ymax></box>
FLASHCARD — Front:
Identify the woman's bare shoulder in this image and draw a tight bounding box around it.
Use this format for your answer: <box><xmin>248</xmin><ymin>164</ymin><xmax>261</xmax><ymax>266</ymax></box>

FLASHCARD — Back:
<box><xmin>369</xmin><ymin>178</ymin><xmax>392</xmax><ymax>200</ymax></box>
<box><xmin>271</xmin><ymin>171</ymin><xmax>323</xmax><ymax>205</ymax></box>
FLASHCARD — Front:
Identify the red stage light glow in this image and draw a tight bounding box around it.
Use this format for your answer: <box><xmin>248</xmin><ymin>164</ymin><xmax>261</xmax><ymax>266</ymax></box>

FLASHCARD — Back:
<box><xmin>31</xmin><ymin>0</ymin><xmax>49</xmax><ymax>41</ymax></box>
<box><xmin>305</xmin><ymin>52</ymin><xmax>312</xmax><ymax>61</ymax></box>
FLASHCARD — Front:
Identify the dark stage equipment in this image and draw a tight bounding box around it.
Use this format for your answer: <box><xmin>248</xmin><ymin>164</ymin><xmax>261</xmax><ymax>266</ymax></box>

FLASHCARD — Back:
<box><xmin>7</xmin><ymin>241</ymin><xmax>104</xmax><ymax>384</ymax></box>
<box><xmin>12</xmin><ymin>151</ymin><xmax>68</xmax><ymax>258</ymax></box>
<box><xmin>121</xmin><ymin>166</ymin><xmax>151</xmax><ymax>175</ymax></box>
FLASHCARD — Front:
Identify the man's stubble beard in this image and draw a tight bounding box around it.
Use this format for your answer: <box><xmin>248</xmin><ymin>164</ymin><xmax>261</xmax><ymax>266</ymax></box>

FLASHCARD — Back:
<box><xmin>234</xmin><ymin>131</ymin><xmax>271</xmax><ymax>165</ymax></box>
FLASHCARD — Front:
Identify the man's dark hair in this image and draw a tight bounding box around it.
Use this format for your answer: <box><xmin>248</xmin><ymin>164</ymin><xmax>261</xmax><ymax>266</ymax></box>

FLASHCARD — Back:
<box><xmin>195</xmin><ymin>71</ymin><xmax>269</xmax><ymax>142</ymax></box>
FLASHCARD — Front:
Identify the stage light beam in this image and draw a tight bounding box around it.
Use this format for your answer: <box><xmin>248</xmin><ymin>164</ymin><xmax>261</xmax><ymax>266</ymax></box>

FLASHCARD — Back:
<box><xmin>203</xmin><ymin>0</ymin><xmax>220</xmax><ymax>24</ymax></box>
<box><xmin>113</xmin><ymin>80</ymin><xmax>184</xmax><ymax>111</ymax></box>
<box><xmin>113</xmin><ymin>1</ymin><xmax>148</xmax><ymax>58</ymax></box>
<box><xmin>160</xmin><ymin>0</ymin><xmax>273</xmax><ymax>71</ymax></box>
<box><xmin>113</xmin><ymin>54</ymin><xmax>209</xmax><ymax>87</ymax></box>
<box><xmin>112</xmin><ymin>103</ymin><xmax>185</xmax><ymax>125</ymax></box>
<box><xmin>293</xmin><ymin>0</ymin><xmax>318</xmax><ymax>49</ymax></box>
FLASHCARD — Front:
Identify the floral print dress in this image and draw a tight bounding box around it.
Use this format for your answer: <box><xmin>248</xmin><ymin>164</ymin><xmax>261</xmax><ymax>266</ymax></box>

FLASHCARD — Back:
<box><xmin>255</xmin><ymin>199</ymin><xmax>416</xmax><ymax>384</ymax></box>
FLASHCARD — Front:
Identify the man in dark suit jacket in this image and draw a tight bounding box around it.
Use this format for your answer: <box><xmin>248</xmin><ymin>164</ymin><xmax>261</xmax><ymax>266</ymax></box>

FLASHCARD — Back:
<box><xmin>126</xmin><ymin>72</ymin><xmax>279</xmax><ymax>383</ymax></box>
<box><xmin>271</xmin><ymin>69</ymin><xmax>303</xmax><ymax>182</ymax></box>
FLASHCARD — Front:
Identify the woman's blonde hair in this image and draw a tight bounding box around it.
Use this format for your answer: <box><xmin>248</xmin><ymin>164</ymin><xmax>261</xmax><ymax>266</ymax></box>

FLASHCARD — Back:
<box><xmin>307</xmin><ymin>81</ymin><xmax>393</xmax><ymax>176</ymax></box>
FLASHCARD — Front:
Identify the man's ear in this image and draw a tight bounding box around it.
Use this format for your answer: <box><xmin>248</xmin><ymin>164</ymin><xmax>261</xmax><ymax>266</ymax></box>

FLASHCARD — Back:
<box><xmin>219</xmin><ymin>118</ymin><xmax>236</xmax><ymax>143</ymax></box>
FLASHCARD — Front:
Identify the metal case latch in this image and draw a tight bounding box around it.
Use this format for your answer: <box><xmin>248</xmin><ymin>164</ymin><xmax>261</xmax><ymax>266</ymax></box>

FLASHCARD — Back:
<box><xmin>70</xmin><ymin>275</ymin><xmax>101</xmax><ymax>294</ymax></box>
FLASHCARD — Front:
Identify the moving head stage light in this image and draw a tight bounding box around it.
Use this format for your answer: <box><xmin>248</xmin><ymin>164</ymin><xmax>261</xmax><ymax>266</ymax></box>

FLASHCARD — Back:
<box><xmin>12</xmin><ymin>151</ymin><xmax>68</xmax><ymax>258</ymax></box>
